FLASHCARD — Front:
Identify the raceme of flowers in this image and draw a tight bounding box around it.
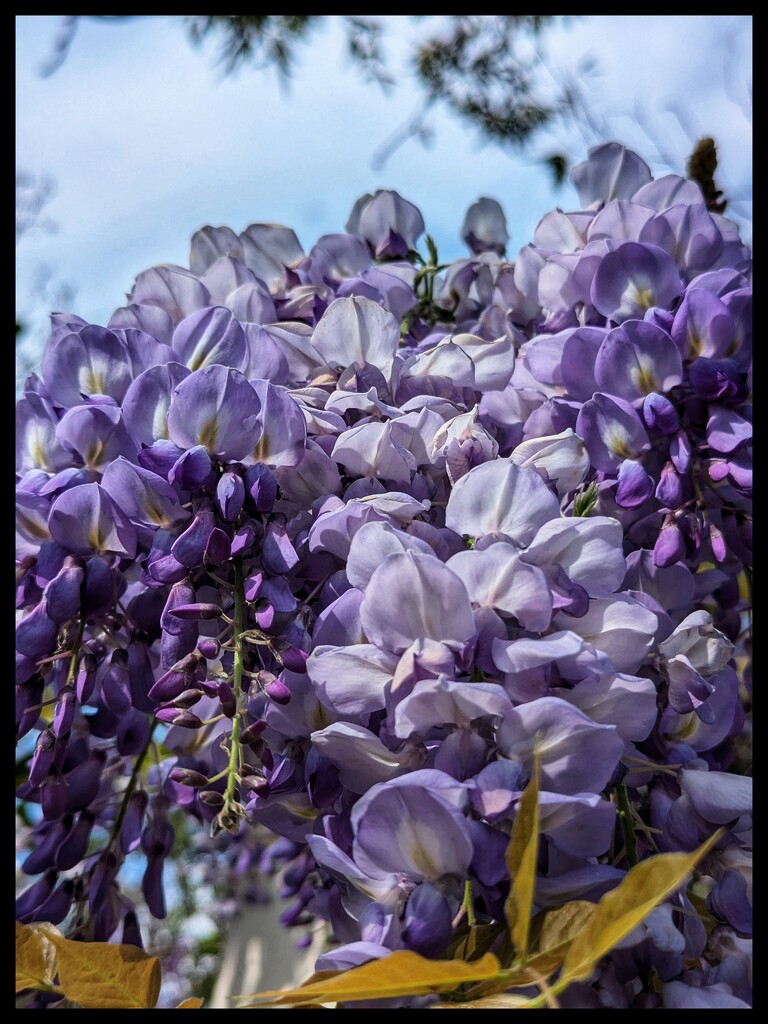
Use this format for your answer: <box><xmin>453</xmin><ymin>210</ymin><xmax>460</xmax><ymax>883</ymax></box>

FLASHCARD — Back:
<box><xmin>15</xmin><ymin>142</ymin><xmax>752</xmax><ymax>1009</ymax></box>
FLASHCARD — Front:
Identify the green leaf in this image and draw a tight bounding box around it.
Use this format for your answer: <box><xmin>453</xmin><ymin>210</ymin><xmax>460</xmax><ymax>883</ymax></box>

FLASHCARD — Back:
<box><xmin>504</xmin><ymin>750</ymin><xmax>540</xmax><ymax>957</ymax></box>
<box><xmin>237</xmin><ymin>951</ymin><xmax>503</xmax><ymax>1006</ymax></box>
<box><xmin>15</xmin><ymin>921</ymin><xmax>61</xmax><ymax>994</ymax></box>
<box><xmin>561</xmin><ymin>831</ymin><xmax>722</xmax><ymax>984</ymax></box>
<box><xmin>42</xmin><ymin>930</ymin><xmax>161</xmax><ymax>1009</ymax></box>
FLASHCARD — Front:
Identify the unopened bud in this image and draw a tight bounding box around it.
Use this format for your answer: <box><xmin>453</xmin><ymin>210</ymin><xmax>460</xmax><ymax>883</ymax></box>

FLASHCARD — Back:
<box><xmin>169</xmin><ymin>767</ymin><xmax>209</xmax><ymax>788</ymax></box>
<box><xmin>217</xmin><ymin>681</ymin><xmax>237</xmax><ymax>718</ymax></box>
<box><xmin>239</xmin><ymin>719</ymin><xmax>268</xmax><ymax>746</ymax></box>
<box><xmin>198</xmin><ymin>789</ymin><xmax>225</xmax><ymax>808</ymax></box>
<box><xmin>265</xmin><ymin>679</ymin><xmax>291</xmax><ymax>705</ymax></box>
<box><xmin>155</xmin><ymin>708</ymin><xmax>204</xmax><ymax>729</ymax></box>
<box><xmin>197</xmin><ymin>638</ymin><xmax>221</xmax><ymax>660</ymax></box>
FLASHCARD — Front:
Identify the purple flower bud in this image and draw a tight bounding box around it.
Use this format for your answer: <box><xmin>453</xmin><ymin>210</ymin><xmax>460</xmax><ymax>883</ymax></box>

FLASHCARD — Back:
<box><xmin>142</xmin><ymin>854</ymin><xmax>167</xmax><ymax>919</ymax></box>
<box><xmin>120</xmin><ymin>790</ymin><xmax>149</xmax><ymax>854</ymax></box>
<box><xmin>76</xmin><ymin>652</ymin><xmax>98</xmax><ymax>704</ymax></box>
<box><xmin>16</xmin><ymin>870</ymin><xmax>57</xmax><ymax>922</ymax></box>
<box><xmin>216</xmin><ymin>470</ymin><xmax>245</xmax><ymax>522</ymax></box>
<box><xmin>402</xmin><ymin>883</ymin><xmax>454</xmax><ymax>957</ymax></box>
<box><xmin>256</xmin><ymin>603</ymin><xmax>275</xmax><ymax>629</ymax></box>
<box><xmin>654</xmin><ymin>519</ymin><xmax>685</xmax><ymax>567</ymax></box>
<box><xmin>164</xmin><ymin>687</ymin><xmax>205</xmax><ymax>709</ymax></box>
<box><xmin>26</xmin><ymin>879</ymin><xmax>75</xmax><ymax>926</ymax></box>
<box><xmin>55</xmin><ymin>810</ymin><xmax>95</xmax><ymax>870</ymax></box>
<box><xmin>16</xmin><ymin>600</ymin><xmax>58</xmax><ymax>659</ymax></box>
<box><xmin>198</xmin><ymin>789</ymin><xmax>225</xmax><ymax>807</ymax></box>
<box><xmin>22</xmin><ymin>819</ymin><xmax>69</xmax><ymax>875</ymax></box>
<box><xmin>89</xmin><ymin>851</ymin><xmax>119</xmax><ymax>913</ymax></box>
<box><xmin>150</xmin><ymin>651</ymin><xmax>203</xmax><ymax>703</ymax></box>
<box><xmin>160</xmin><ymin>626</ymin><xmax>197</xmax><ymax>673</ymax></box>
<box><xmin>244</xmin><ymin>572</ymin><xmax>263</xmax><ymax>602</ymax></box>
<box><xmin>615</xmin><ymin>458</ymin><xmax>655</xmax><ymax>509</ymax></box>
<box><xmin>656</xmin><ymin>461</ymin><xmax>684</xmax><ymax>509</ymax></box>
<box><xmin>121</xmin><ymin>910</ymin><xmax>144</xmax><ymax>949</ymax></box>
<box><xmin>204</xmin><ymin>527</ymin><xmax>231</xmax><ymax>565</ymax></box>
<box><xmin>16</xmin><ymin>677</ymin><xmax>44</xmax><ymax>738</ymax></box>
<box><xmin>169</xmin><ymin>767</ymin><xmax>209</xmax><ymax>788</ymax></box>
<box><xmin>52</xmin><ymin>685</ymin><xmax>76</xmax><ymax>737</ymax></box>
<box><xmin>240</xmin><ymin>772</ymin><xmax>270</xmax><ymax>797</ymax></box>
<box><xmin>41</xmin><ymin>770</ymin><xmax>69</xmax><ymax>821</ymax></box>
<box><xmin>168</xmin><ymin>445</ymin><xmax>214</xmax><ymax>491</ymax></box>
<box><xmin>29</xmin><ymin>728</ymin><xmax>57</xmax><ymax>787</ymax></box>
<box><xmin>82</xmin><ymin>555</ymin><xmax>116</xmax><ymax>619</ymax></box>
<box><xmin>708</xmin><ymin>521</ymin><xmax>728</xmax><ymax>563</ymax></box>
<box><xmin>670</xmin><ymin>430</ymin><xmax>692</xmax><ymax>474</ymax></box>
<box><xmin>278</xmin><ymin>646</ymin><xmax>309</xmax><ymax>674</ymax></box>
<box><xmin>197</xmin><ymin>638</ymin><xmax>220</xmax><ymax>659</ymax></box>
<box><xmin>265</xmin><ymin>678</ymin><xmax>291</xmax><ymax>705</ymax></box>
<box><xmin>102</xmin><ymin>649</ymin><xmax>132</xmax><ymax>717</ymax></box>
<box><xmin>64</xmin><ymin>750</ymin><xmax>106</xmax><ymax>813</ymax></box>
<box><xmin>155</xmin><ymin>708</ymin><xmax>204</xmax><ymax>728</ymax></box>
<box><xmin>217</xmin><ymin>681</ymin><xmax>237</xmax><ymax>718</ymax></box>
<box><xmin>244</xmin><ymin>464</ymin><xmax>277</xmax><ymax>512</ymax></box>
<box><xmin>137</xmin><ymin>439</ymin><xmax>186</xmax><ymax>479</ymax></box>
<box><xmin>239</xmin><ymin>719</ymin><xmax>268</xmax><ymax>746</ymax></box>
<box><xmin>230</xmin><ymin>521</ymin><xmax>258</xmax><ymax>556</ymax></box>
<box><xmin>172</xmin><ymin>510</ymin><xmax>217</xmax><ymax>568</ymax></box>
<box><xmin>689</xmin><ymin>356</ymin><xmax>743</xmax><ymax>401</ymax></box>
<box><xmin>127</xmin><ymin>641</ymin><xmax>159</xmax><ymax>714</ymax></box>
<box><xmin>117</xmin><ymin>709</ymin><xmax>153</xmax><ymax>757</ymax></box>
<box><xmin>643</xmin><ymin>392</ymin><xmax>680</xmax><ymax>435</ymax></box>
<box><xmin>43</xmin><ymin>559</ymin><xmax>84</xmax><ymax>623</ymax></box>
<box><xmin>168</xmin><ymin>602</ymin><xmax>224</xmax><ymax>621</ymax></box>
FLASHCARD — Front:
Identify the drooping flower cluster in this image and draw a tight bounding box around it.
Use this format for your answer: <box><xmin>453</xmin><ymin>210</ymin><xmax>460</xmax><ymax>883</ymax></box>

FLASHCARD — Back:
<box><xmin>16</xmin><ymin>143</ymin><xmax>751</xmax><ymax>1009</ymax></box>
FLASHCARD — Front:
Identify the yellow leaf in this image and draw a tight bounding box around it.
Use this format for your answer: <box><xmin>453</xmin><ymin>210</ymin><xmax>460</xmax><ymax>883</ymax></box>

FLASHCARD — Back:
<box><xmin>42</xmin><ymin>931</ymin><xmax>161</xmax><ymax>1009</ymax></box>
<box><xmin>176</xmin><ymin>996</ymin><xmax>205</xmax><ymax>1008</ymax></box>
<box><xmin>504</xmin><ymin>750</ymin><xmax>540</xmax><ymax>957</ymax></box>
<box><xmin>561</xmin><ymin>831</ymin><xmax>722</xmax><ymax>984</ymax></box>
<box><xmin>430</xmin><ymin>993</ymin><xmax>533</xmax><ymax>1008</ymax></box>
<box><xmin>534</xmin><ymin>900</ymin><xmax>597</xmax><ymax>956</ymax></box>
<box><xmin>238</xmin><ymin>951</ymin><xmax>502</xmax><ymax>1006</ymax></box>
<box><xmin>15</xmin><ymin>921</ymin><xmax>60</xmax><ymax>994</ymax></box>
<box><xmin>460</xmin><ymin>948</ymin><xmax>569</xmax><ymax>1001</ymax></box>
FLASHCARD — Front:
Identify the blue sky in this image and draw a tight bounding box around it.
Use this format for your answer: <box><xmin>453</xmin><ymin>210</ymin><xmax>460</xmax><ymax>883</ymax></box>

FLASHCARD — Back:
<box><xmin>16</xmin><ymin>15</ymin><xmax>752</xmax><ymax>369</ymax></box>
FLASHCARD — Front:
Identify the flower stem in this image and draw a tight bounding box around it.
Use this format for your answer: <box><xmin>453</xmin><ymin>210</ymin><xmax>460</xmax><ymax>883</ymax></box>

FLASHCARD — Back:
<box><xmin>616</xmin><ymin>782</ymin><xmax>638</xmax><ymax>867</ymax></box>
<box><xmin>221</xmin><ymin>557</ymin><xmax>247</xmax><ymax>821</ymax></box>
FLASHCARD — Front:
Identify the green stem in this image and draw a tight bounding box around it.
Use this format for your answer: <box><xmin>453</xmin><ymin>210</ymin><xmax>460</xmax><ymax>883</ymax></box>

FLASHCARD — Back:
<box><xmin>65</xmin><ymin>617</ymin><xmax>87</xmax><ymax>686</ymax></box>
<box><xmin>463</xmin><ymin>879</ymin><xmax>476</xmax><ymax>928</ymax></box>
<box><xmin>616</xmin><ymin>782</ymin><xmax>638</xmax><ymax>867</ymax></box>
<box><xmin>107</xmin><ymin>721</ymin><xmax>157</xmax><ymax>851</ymax></box>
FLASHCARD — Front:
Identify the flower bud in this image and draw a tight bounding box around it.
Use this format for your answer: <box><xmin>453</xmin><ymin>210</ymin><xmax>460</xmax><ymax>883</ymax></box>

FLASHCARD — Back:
<box><xmin>217</xmin><ymin>681</ymin><xmax>237</xmax><ymax>718</ymax></box>
<box><xmin>216</xmin><ymin>470</ymin><xmax>245</xmax><ymax>522</ymax></box>
<box><xmin>169</xmin><ymin>767</ymin><xmax>209</xmax><ymax>788</ymax></box>
<box><xmin>197</xmin><ymin>638</ymin><xmax>221</xmax><ymax>660</ymax></box>
<box><xmin>265</xmin><ymin>678</ymin><xmax>291</xmax><ymax>705</ymax></box>
<box><xmin>165</xmin><ymin>687</ymin><xmax>205</xmax><ymax>709</ymax></box>
<box><xmin>198</xmin><ymin>789</ymin><xmax>225</xmax><ymax>807</ymax></box>
<box><xmin>155</xmin><ymin>708</ymin><xmax>204</xmax><ymax>729</ymax></box>
<box><xmin>653</xmin><ymin>518</ymin><xmax>685</xmax><ymax>567</ymax></box>
<box><xmin>642</xmin><ymin>392</ymin><xmax>680</xmax><ymax>435</ymax></box>
<box><xmin>52</xmin><ymin>685</ymin><xmax>76</xmax><ymax>738</ymax></box>
<box><xmin>239</xmin><ymin>719</ymin><xmax>268</xmax><ymax>746</ymax></box>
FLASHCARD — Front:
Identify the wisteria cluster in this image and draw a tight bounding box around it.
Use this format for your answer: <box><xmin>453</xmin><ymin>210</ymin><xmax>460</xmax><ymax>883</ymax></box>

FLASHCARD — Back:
<box><xmin>16</xmin><ymin>142</ymin><xmax>752</xmax><ymax>1009</ymax></box>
